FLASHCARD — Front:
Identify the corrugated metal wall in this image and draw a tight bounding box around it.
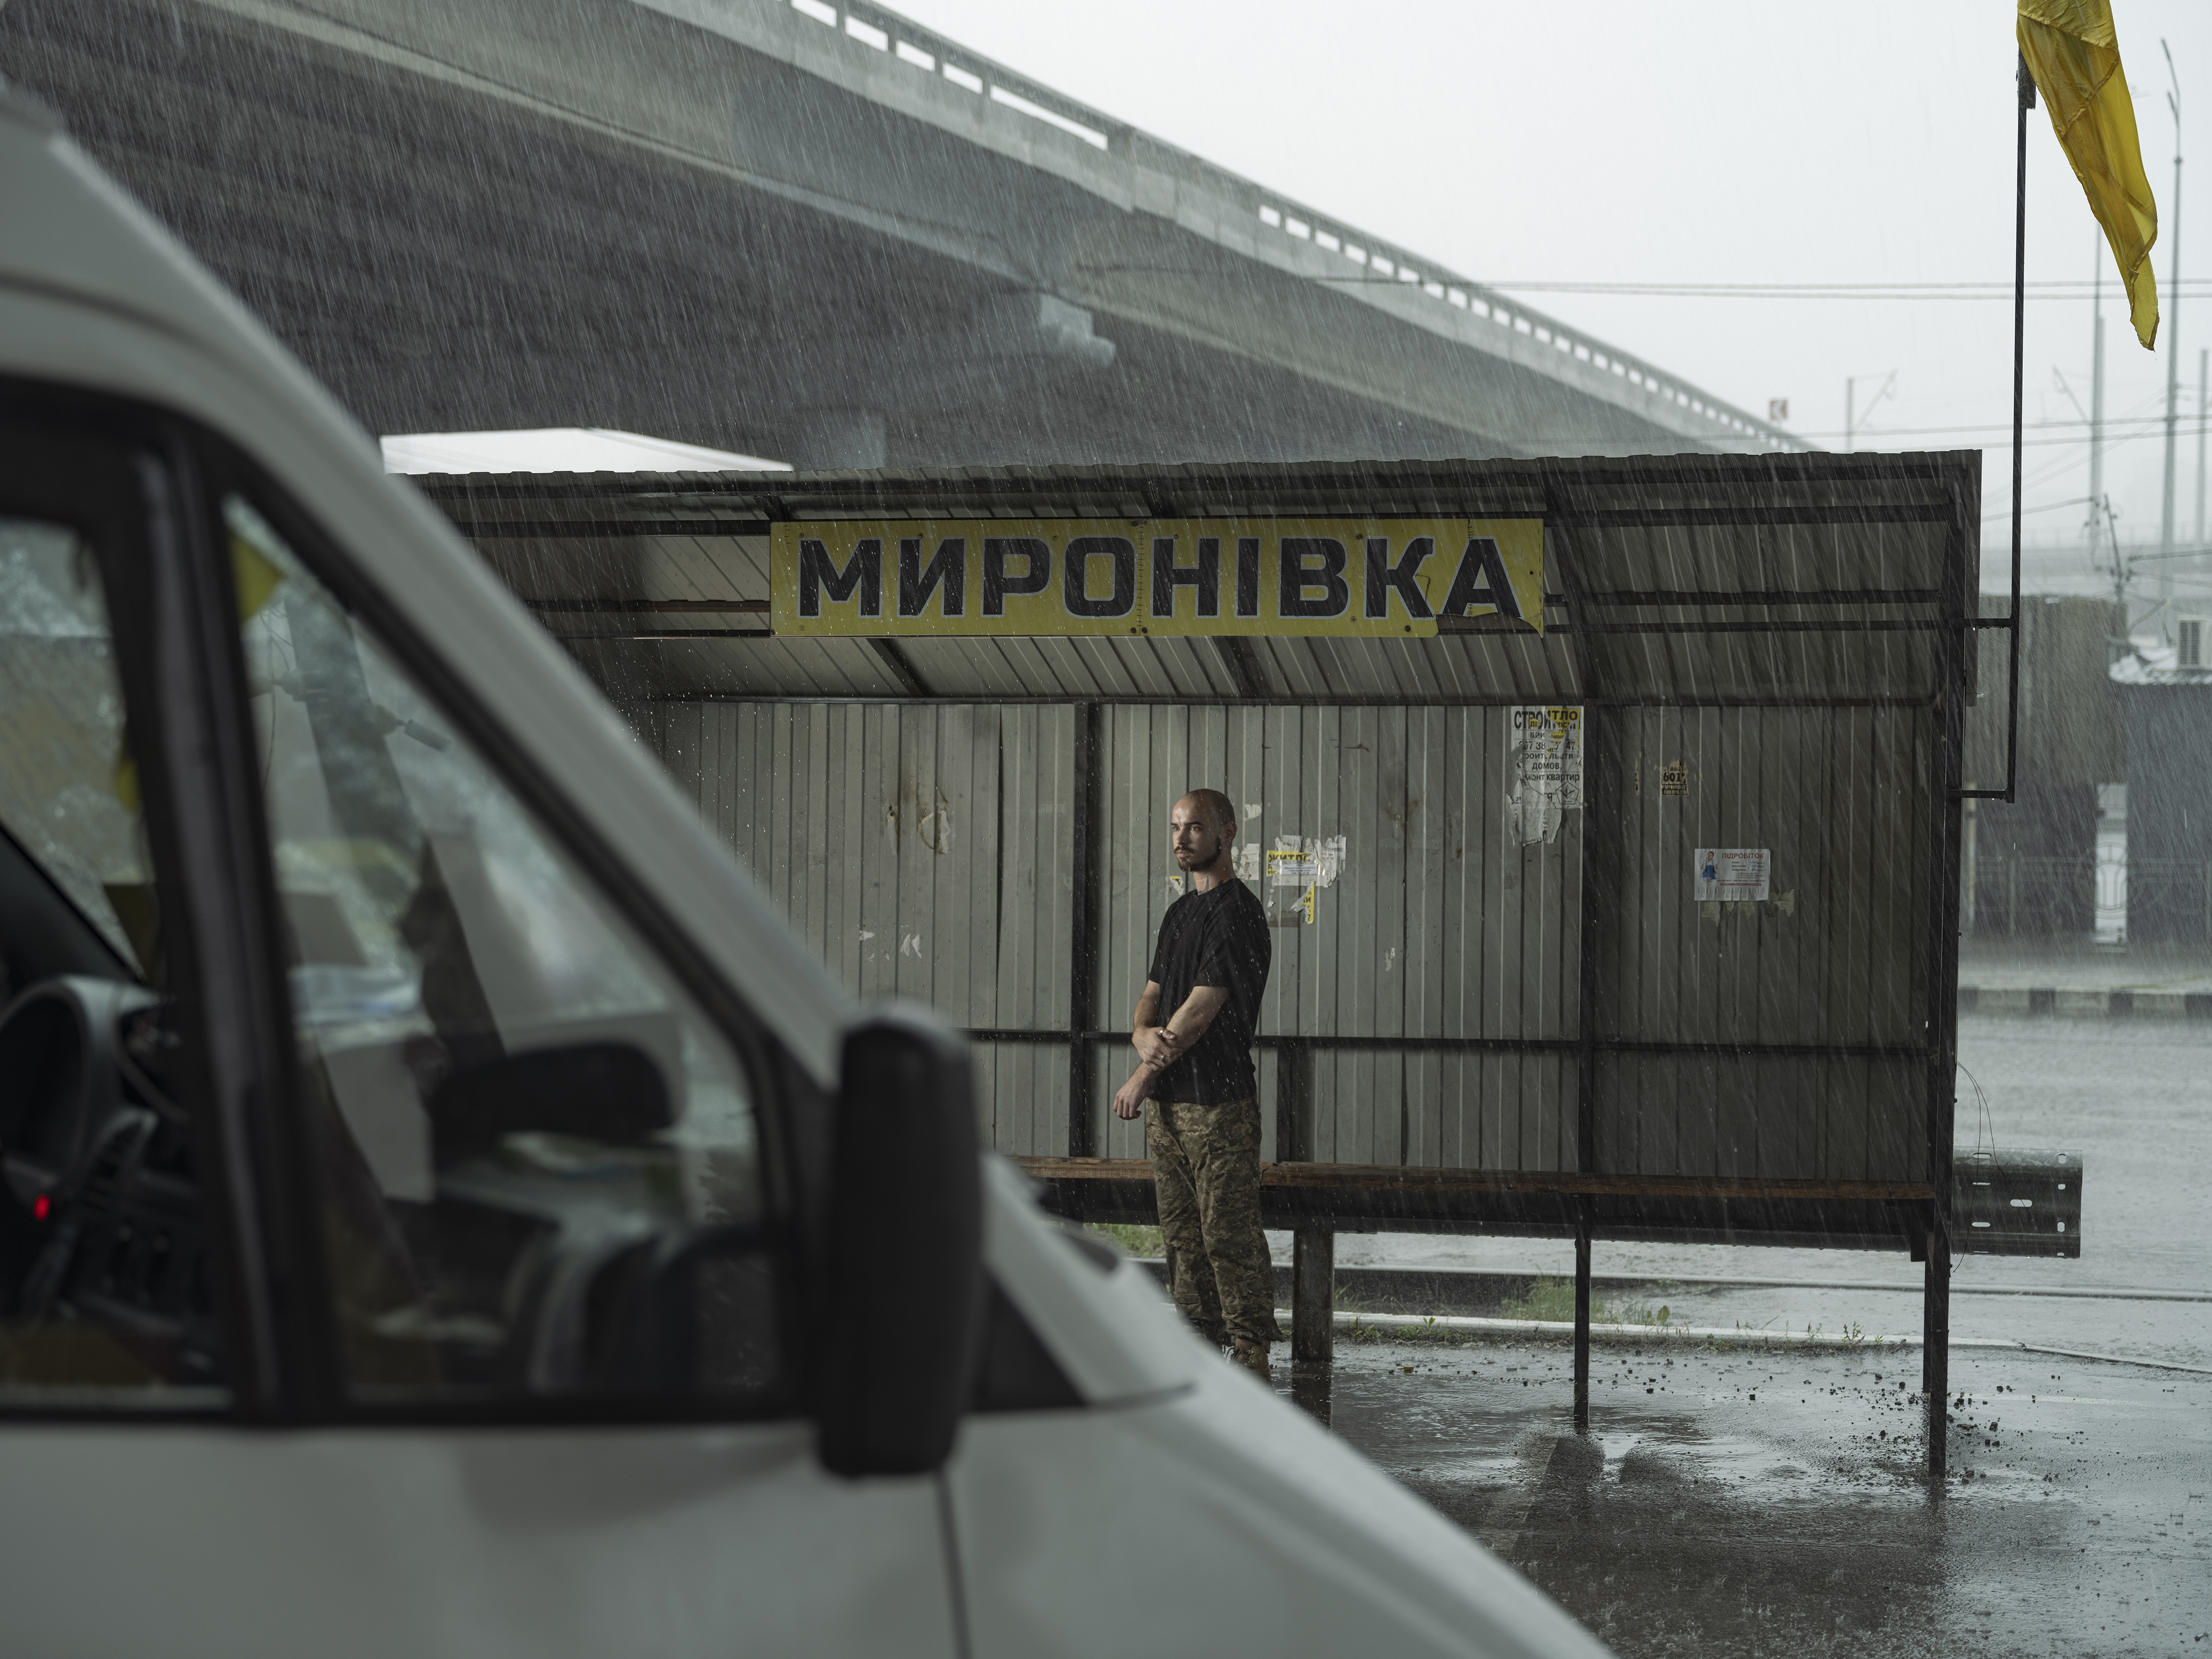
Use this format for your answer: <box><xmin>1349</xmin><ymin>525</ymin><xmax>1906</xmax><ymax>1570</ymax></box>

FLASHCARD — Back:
<box><xmin>655</xmin><ymin>698</ymin><xmax>1935</xmax><ymax>1183</ymax></box>
<box><xmin>1087</xmin><ymin>706</ymin><xmax>1578</xmax><ymax>1168</ymax></box>
<box><xmin>1590</xmin><ymin>706</ymin><xmax>1930</xmax><ymax>1181</ymax></box>
<box><xmin>652</xmin><ymin>701</ymin><xmax>1078</xmax><ymax>1156</ymax></box>
<box><xmin>654</xmin><ymin>700</ymin><xmax>1582</xmax><ymax>1172</ymax></box>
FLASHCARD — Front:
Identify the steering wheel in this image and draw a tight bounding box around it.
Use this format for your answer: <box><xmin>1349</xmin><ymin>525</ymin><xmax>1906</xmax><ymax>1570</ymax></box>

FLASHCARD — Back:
<box><xmin>0</xmin><ymin>976</ymin><xmax>220</xmax><ymax>1382</ymax></box>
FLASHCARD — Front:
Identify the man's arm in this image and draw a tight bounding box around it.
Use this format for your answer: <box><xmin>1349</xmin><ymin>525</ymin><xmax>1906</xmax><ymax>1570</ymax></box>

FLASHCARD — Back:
<box><xmin>1115</xmin><ymin>981</ymin><xmax>1168</xmax><ymax>1121</ymax></box>
<box><xmin>1114</xmin><ymin>984</ymin><xmax>1231</xmax><ymax>1121</ymax></box>
<box><xmin>1130</xmin><ymin>980</ymin><xmax>1166</xmax><ymax>1063</ymax></box>
<box><xmin>1135</xmin><ymin>982</ymin><xmax>1227</xmax><ymax>1067</ymax></box>
<box><xmin>1161</xmin><ymin>984</ymin><xmax>1230</xmax><ymax>1051</ymax></box>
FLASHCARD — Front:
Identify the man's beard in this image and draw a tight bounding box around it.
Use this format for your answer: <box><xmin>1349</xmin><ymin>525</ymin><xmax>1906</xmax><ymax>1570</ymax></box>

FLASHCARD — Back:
<box><xmin>1177</xmin><ymin>837</ymin><xmax>1219</xmax><ymax>869</ymax></box>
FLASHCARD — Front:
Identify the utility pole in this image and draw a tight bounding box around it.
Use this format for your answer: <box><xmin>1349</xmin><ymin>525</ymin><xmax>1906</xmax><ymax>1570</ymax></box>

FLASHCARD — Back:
<box><xmin>2091</xmin><ymin>237</ymin><xmax>2107</xmax><ymax>565</ymax></box>
<box><xmin>2198</xmin><ymin>347</ymin><xmax>2207</xmax><ymax>550</ymax></box>
<box><xmin>2159</xmin><ymin>40</ymin><xmax>2182</xmax><ymax>598</ymax></box>
<box><xmin>2109</xmin><ymin>503</ymin><xmax>2126</xmax><ymax>618</ymax></box>
<box><xmin>1844</xmin><ymin>371</ymin><xmax>1894</xmax><ymax>453</ymax></box>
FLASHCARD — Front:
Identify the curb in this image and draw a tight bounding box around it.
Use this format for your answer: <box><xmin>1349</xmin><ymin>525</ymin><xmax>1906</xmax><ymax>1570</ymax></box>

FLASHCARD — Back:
<box><xmin>1306</xmin><ymin>1307</ymin><xmax>1921</xmax><ymax>1349</ymax></box>
<box><xmin>1308</xmin><ymin>1309</ymin><xmax>2212</xmax><ymax>1374</ymax></box>
<box><xmin>1134</xmin><ymin>1260</ymin><xmax>2212</xmax><ymax>1311</ymax></box>
<box><xmin>1959</xmin><ymin>985</ymin><xmax>2212</xmax><ymax>1019</ymax></box>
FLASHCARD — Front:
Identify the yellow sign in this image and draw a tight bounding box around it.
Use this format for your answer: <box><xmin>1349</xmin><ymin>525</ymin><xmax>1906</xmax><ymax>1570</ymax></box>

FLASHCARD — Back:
<box><xmin>769</xmin><ymin>518</ymin><xmax>1543</xmax><ymax>637</ymax></box>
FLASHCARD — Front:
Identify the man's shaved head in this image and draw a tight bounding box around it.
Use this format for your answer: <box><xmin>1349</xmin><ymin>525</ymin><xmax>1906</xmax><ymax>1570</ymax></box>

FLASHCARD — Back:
<box><xmin>1169</xmin><ymin>790</ymin><xmax>1238</xmax><ymax>885</ymax></box>
<box><xmin>1178</xmin><ymin>789</ymin><xmax>1236</xmax><ymax>831</ymax></box>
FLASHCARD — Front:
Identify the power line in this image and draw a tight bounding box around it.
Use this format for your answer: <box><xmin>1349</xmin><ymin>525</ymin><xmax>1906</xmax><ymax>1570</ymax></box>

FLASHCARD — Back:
<box><xmin>1794</xmin><ymin>412</ymin><xmax>2210</xmax><ymax>440</ymax></box>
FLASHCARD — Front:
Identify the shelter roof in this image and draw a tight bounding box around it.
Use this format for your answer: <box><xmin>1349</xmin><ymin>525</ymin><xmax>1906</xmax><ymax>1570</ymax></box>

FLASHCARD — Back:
<box><xmin>413</xmin><ymin>451</ymin><xmax>1981</xmax><ymax>707</ymax></box>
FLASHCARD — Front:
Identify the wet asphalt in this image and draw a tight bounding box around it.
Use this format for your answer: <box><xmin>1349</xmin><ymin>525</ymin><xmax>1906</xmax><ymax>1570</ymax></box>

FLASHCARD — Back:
<box><xmin>1285</xmin><ymin>1336</ymin><xmax>2212</xmax><ymax>1658</ymax></box>
<box><xmin>1319</xmin><ymin>1014</ymin><xmax>2212</xmax><ymax>1369</ymax></box>
<box><xmin>1251</xmin><ymin>1009</ymin><xmax>2212</xmax><ymax>1653</ymax></box>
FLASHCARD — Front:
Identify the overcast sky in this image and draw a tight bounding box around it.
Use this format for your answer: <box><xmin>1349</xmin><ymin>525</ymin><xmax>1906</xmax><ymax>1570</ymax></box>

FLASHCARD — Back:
<box><xmin>893</xmin><ymin>0</ymin><xmax>2212</xmax><ymax>565</ymax></box>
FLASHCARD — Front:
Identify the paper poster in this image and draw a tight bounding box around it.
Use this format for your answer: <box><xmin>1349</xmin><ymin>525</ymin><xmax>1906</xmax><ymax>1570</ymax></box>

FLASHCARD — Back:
<box><xmin>1510</xmin><ymin>706</ymin><xmax>1584</xmax><ymax>845</ymax></box>
<box><xmin>1693</xmin><ymin>848</ymin><xmax>1771</xmax><ymax>902</ymax></box>
<box><xmin>1266</xmin><ymin>834</ymin><xmax>1345</xmax><ymax>886</ymax></box>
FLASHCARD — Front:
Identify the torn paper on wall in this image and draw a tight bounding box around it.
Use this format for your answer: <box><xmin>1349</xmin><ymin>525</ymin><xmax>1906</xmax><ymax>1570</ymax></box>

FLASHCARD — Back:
<box><xmin>1266</xmin><ymin>834</ymin><xmax>1345</xmax><ymax>886</ymax></box>
<box><xmin>1233</xmin><ymin>842</ymin><xmax>1261</xmax><ymax>881</ymax></box>
<box><xmin>1510</xmin><ymin>706</ymin><xmax>1584</xmax><ymax>845</ymax></box>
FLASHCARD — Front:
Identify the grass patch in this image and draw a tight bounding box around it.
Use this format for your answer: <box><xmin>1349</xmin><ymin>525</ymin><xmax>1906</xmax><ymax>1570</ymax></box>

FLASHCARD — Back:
<box><xmin>1089</xmin><ymin>1223</ymin><xmax>1162</xmax><ymax>1257</ymax></box>
<box><xmin>1498</xmin><ymin>1276</ymin><xmax>1673</xmax><ymax>1328</ymax></box>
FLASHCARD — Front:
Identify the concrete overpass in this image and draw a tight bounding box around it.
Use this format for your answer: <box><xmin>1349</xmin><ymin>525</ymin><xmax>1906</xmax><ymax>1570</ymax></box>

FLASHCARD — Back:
<box><xmin>3</xmin><ymin>0</ymin><xmax>1800</xmax><ymax>468</ymax></box>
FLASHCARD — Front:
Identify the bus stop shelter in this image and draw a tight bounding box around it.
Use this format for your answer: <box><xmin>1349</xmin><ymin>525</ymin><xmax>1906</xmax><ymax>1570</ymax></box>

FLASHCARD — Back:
<box><xmin>422</xmin><ymin>450</ymin><xmax>2078</xmax><ymax>1475</ymax></box>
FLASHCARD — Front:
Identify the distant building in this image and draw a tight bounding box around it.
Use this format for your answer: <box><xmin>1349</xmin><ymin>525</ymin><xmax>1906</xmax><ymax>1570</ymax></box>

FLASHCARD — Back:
<box><xmin>2111</xmin><ymin>635</ymin><xmax>2212</xmax><ymax>946</ymax></box>
<box><xmin>1963</xmin><ymin>597</ymin><xmax>2125</xmax><ymax>937</ymax></box>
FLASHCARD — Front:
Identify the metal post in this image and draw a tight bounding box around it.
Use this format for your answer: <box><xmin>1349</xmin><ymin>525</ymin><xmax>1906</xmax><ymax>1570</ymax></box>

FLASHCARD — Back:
<box><xmin>1924</xmin><ymin>1204</ymin><xmax>1952</xmax><ymax>1479</ymax></box>
<box><xmin>1573</xmin><ymin>707</ymin><xmax>1606</xmax><ymax>1437</ymax></box>
<box><xmin>1577</xmin><ymin>713</ymin><xmax>1604</xmax><ymax>1176</ymax></box>
<box><xmin>2197</xmin><ymin>348</ymin><xmax>2208</xmax><ymax>550</ymax></box>
<box><xmin>1067</xmin><ymin>701</ymin><xmax>1099</xmax><ymax>1158</ymax></box>
<box><xmin>1280</xmin><ymin>1041</ymin><xmax>1333</xmax><ymax>1366</ymax></box>
<box><xmin>1292</xmin><ymin>1227</ymin><xmax>1334</xmax><ymax>1366</ymax></box>
<box><xmin>2007</xmin><ymin>54</ymin><xmax>2031</xmax><ymax>807</ymax></box>
<box><xmin>1573</xmin><ymin>1209</ymin><xmax>1592</xmax><ymax>1432</ymax></box>
<box><xmin>2160</xmin><ymin>40</ymin><xmax>2183</xmax><ymax>598</ymax></box>
<box><xmin>1923</xmin><ymin>136</ymin><xmax>1985</xmax><ymax>1473</ymax></box>
<box><xmin>2091</xmin><ymin>237</ymin><xmax>2106</xmax><ymax>562</ymax></box>
<box><xmin>1274</xmin><ymin>1038</ymin><xmax>1307</xmax><ymax>1166</ymax></box>
<box><xmin>1962</xmin><ymin>797</ymin><xmax>1979</xmax><ymax>935</ymax></box>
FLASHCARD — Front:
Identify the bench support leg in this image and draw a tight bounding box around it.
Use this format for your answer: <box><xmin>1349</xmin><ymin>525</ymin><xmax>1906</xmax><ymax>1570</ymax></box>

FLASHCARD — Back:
<box><xmin>1923</xmin><ymin>1217</ymin><xmax>1950</xmax><ymax>1481</ymax></box>
<box><xmin>1573</xmin><ymin>1211</ymin><xmax>1592</xmax><ymax>1433</ymax></box>
<box><xmin>1291</xmin><ymin>1228</ymin><xmax>1334</xmax><ymax>1366</ymax></box>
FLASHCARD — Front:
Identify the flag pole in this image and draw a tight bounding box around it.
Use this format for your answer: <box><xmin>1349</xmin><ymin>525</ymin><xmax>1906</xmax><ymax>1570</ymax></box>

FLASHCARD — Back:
<box><xmin>2008</xmin><ymin>53</ymin><xmax>2033</xmax><ymax>806</ymax></box>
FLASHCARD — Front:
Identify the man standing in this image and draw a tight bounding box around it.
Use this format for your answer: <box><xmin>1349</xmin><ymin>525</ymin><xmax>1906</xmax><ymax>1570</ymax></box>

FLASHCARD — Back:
<box><xmin>1112</xmin><ymin>789</ymin><xmax>1277</xmax><ymax>1378</ymax></box>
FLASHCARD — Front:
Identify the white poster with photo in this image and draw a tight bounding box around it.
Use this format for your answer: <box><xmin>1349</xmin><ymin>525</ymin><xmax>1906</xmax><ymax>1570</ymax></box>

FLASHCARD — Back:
<box><xmin>1693</xmin><ymin>847</ymin><xmax>1771</xmax><ymax>902</ymax></box>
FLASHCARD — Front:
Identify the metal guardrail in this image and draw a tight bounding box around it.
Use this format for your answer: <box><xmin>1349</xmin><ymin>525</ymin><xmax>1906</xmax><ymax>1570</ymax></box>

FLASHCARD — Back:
<box><xmin>2127</xmin><ymin>857</ymin><xmax>2212</xmax><ymax>939</ymax></box>
<box><xmin>789</xmin><ymin>0</ymin><xmax>1799</xmax><ymax>452</ymax></box>
<box><xmin>1972</xmin><ymin>852</ymin><xmax>2211</xmax><ymax>941</ymax></box>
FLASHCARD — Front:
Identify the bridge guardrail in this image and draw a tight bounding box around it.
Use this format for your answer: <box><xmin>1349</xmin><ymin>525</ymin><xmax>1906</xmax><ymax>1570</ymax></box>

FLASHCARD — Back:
<box><xmin>786</xmin><ymin>0</ymin><xmax>1800</xmax><ymax>452</ymax></box>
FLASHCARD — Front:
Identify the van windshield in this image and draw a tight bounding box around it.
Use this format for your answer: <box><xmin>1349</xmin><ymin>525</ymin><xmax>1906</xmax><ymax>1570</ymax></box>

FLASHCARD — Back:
<box><xmin>0</xmin><ymin>516</ymin><xmax>150</xmax><ymax>980</ymax></box>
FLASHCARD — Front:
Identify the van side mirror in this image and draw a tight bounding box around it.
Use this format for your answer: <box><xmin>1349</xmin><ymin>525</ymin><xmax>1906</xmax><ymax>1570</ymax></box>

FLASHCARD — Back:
<box><xmin>816</xmin><ymin>1005</ymin><xmax>984</xmax><ymax>1477</ymax></box>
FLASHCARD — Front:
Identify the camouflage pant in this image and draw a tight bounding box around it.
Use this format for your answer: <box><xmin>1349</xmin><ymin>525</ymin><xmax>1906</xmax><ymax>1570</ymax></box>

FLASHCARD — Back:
<box><xmin>1145</xmin><ymin>1095</ymin><xmax>1281</xmax><ymax>1350</ymax></box>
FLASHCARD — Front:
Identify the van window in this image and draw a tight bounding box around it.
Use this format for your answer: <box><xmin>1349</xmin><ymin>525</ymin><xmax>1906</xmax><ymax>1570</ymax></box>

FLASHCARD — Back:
<box><xmin>229</xmin><ymin>497</ymin><xmax>782</xmax><ymax>1408</ymax></box>
<box><xmin>0</xmin><ymin>518</ymin><xmax>151</xmax><ymax>979</ymax></box>
<box><xmin>0</xmin><ymin>514</ymin><xmax>222</xmax><ymax>1404</ymax></box>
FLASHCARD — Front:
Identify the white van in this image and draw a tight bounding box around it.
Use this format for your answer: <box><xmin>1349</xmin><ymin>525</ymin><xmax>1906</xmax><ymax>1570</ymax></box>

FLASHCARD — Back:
<box><xmin>0</xmin><ymin>81</ymin><xmax>1610</xmax><ymax>1658</ymax></box>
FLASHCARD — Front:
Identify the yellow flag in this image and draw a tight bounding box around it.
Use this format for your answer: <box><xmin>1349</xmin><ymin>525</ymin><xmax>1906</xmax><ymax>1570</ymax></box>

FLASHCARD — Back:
<box><xmin>2018</xmin><ymin>0</ymin><xmax>2159</xmax><ymax>348</ymax></box>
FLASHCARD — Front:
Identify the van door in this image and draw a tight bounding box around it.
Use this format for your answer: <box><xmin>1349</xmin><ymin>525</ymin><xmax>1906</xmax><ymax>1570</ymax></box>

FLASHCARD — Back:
<box><xmin>0</xmin><ymin>394</ymin><xmax>961</xmax><ymax>1658</ymax></box>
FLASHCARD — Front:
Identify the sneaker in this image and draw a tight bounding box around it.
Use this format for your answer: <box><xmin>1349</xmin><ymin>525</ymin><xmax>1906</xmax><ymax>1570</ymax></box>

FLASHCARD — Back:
<box><xmin>1231</xmin><ymin>1338</ymin><xmax>1271</xmax><ymax>1380</ymax></box>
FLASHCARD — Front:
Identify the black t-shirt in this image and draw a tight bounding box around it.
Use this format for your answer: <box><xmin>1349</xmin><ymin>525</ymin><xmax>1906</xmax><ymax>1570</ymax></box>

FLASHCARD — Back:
<box><xmin>1146</xmin><ymin>878</ymin><xmax>1271</xmax><ymax>1104</ymax></box>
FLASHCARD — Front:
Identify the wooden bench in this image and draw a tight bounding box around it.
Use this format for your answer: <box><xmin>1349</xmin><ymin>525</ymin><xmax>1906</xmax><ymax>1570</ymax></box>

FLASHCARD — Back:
<box><xmin>1016</xmin><ymin>1155</ymin><xmax>2079</xmax><ymax>1383</ymax></box>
